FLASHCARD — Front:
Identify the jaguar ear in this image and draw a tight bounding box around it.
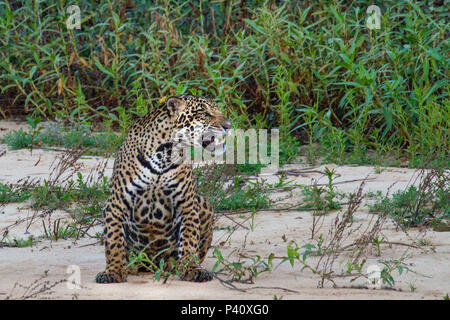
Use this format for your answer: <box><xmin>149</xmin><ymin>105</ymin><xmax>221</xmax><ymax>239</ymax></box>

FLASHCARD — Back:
<box><xmin>166</xmin><ymin>97</ymin><xmax>185</xmax><ymax>115</ymax></box>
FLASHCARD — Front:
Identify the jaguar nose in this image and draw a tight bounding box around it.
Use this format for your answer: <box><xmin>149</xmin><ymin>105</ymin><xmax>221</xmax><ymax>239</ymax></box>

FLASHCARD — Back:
<box><xmin>222</xmin><ymin>121</ymin><xmax>232</xmax><ymax>130</ymax></box>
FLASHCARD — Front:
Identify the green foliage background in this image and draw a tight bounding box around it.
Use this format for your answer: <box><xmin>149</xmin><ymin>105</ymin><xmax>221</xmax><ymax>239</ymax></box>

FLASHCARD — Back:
<box><xmin>0</xmin><ymin>0</ymin><xmax>448</xmax><ymax>166</ymax></box>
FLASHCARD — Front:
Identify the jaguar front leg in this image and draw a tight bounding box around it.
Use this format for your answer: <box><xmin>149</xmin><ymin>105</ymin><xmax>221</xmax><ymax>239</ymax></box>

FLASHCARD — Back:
<box><xmin>174</xmin><ymin>195</ymin><xmax>213</xmax><ymax>282</ymax></box>
<box><xmin>95</xmin><ymin>200</ymin><xmax>128</xmax><ymax>283</ymax></box>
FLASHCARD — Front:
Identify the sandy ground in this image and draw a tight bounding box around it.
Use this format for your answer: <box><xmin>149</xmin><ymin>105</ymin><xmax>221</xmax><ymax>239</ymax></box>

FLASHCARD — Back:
<box><xmin>0</xmin><ymin>121</ymin><xmax>449</xmax><ymax>300</ymax></box>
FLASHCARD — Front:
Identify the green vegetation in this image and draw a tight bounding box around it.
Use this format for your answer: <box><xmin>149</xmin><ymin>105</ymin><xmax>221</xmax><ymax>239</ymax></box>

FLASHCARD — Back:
<box><xmin>212</xmin><ymin>247</ymin><xmax>273</xmax><ymax>283</ymax></box>
<box><xmin>0</xmin><ymin>0</ymin><xmax>448</xmax><ymax>167</ymax></box>
<box><xmin>2</xmin><ymin>128</ymin><xmax>33</xmax><ymax>149</ymax></box>
<box><xmin>0</xmin><ymin>172</ymin><xmax>109</xmax><ymax>244</ymax></box>
<box><xmin>42</xmin><ymin>220</ymin><xmax>79</xmax><ymax>241</ymax></box>
<box><xmin>194</xmin><ymin>164</ymin><xmax>271</xmax><ymax>211</ymax></box>
<box><xmin>29</xmin><ymin>173</ymin><xmax>109</xmax><ymax>215</ymax></box>
<box><xmin>215</xmin><ymin>178</ymin><xmax>271</xmax><ymax>211</ymax></box>
<box><xmin>2</xmin><ymin>236</ymin><xmax>35</xmax><ymax>248</ymax></box>
<box><xmin>298</xmin><ymin>167</ymin><xmax>344</xmax><ymax>212</ymax></box>
<box><xmin>0</xmin><ymin>182</ymin><xmax>32</xmax><ymax>203</ymax></box>
<box><xmin>368</xmin><ymin>169</ymin><xmax>449</xmax><ymax>228</ymax></box>
<box><xmin>2</xmin><ymin>121</ymin><xmax>123</xmax><ymax>155</ymax></box>
<box><xmin>283</xmin><ymin>184</ymin><xmax>413</xmax><ymax>289</ymax></box>
<box><xmin>128</xmin><ymin>245</ymin><xmax>179</xmax><ymax>282</ymax></box>
<box><xmin>0</xmin><ymin>0</ymin><xmax>448</xmax><ymax>294</ymax></box>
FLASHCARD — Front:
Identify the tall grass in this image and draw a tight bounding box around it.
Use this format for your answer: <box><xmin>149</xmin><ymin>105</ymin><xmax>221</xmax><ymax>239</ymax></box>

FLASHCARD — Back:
<box><xmin>0</xmin><ymin>0</ymin><xmax>448</xmax><ymax>166</ymax></box>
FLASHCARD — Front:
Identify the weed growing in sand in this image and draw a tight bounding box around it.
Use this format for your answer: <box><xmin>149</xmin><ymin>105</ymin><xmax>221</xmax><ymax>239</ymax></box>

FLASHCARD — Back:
<box><xmin>372</xmin><ymin>236</ymin><xmax>385</xmax><ymax>257</ymax></box>
<box><xmin>249</xmin><ymin>209</ymin><xmax>256</xmax><ymax>232</ymax></box>
<box><xmin>284</xmin><ymin>239</ymin><xmax>411</xmax><ymax>289</ymax></box>
<box><xmin>194</xmin><ymin>164</ymin><xmax>237</xmax><ymax>205</ymax></box>
<box><xmin>5</xmin><ymin>272</ymin><xmax>65</xmax><ymax>300</ymax></box>
<box><xmin>211</xmin><ymin>247</ymin><xmax>273</xmax><ymax>283</ymax></box>
<box><xmin>194</xmin><ymin>164</ymin><xmax>271</xmax><ymax>212</ymax></box>
<box><xmin>2</xmin><ymin>236</ymin><xmax>35</xmax><ymax>248</ymax></box>
<box><xmin>42</xmin><ymin>219</ymin><xmax>79</xmax><ymax>241</ymax></box>
<box><xmin>128</xmin><ymin>244</ymin><xmax>274</xmax><ymax>286</ymax></box>
<box><xmin>377</xmin><ymin>258</ymin><xmax>412</xmax><ymax>288</ymax></box>
<box><xmin>235</xmin><ymin>163</ymin><xmax>265</xmax><ymax>176</ymax></box>
<box><xmin>29</xmin><ymin>174</ymin><xmax>109</xmax><ymax>215</ymax></box>
<box><xmin>369</xmin><ymin>169</ymin><xmax>449</xmax><ymax>229</ymax></box>
<box><xmin>25</xmin><ymin>174</ymin><xmax>110</xmax><ymax>241</ymax></box>
<box><xmin>298</xmin><ymin>167</ymin><xmax>344</xmax><ymax>213</ymax></box>
<box><xmin>127</xmin><ymin>246</ymin><xmax>222</xmax><ymax>283</ymax></box>
<box><xmin>2</xmin><ymin>121</ymin><xmax>123</xmax><ymax>156</ymax></box>
<box><xmin>128</xmin><ymin>246</ymin><xmax>179</xmax><ymax>282</ymax></box>
<box><xmin>26</xmin><ymin>116</ymin><xmax>43</xmax><ymax>154</ymax></box>
<box><xmin>215</xmin><ymin>178</ymin><xmax>271</xmax><ymax>211</ymax></box>
<box><xmin>51</xmin><ymin>224</ymin><xmax>78</xmax><ymax>241</ymax></box>
<box><xmin>268</xmin><ymin>172</ymin><xmax>294</xmax><ymax>189</ymax></box>
<box><xmin>2</xmin><ymin>128</ymin><xmax>32</xmax><ymax>149</ymax></box>
<box><xmin>31</xmin><ymin>181</ymin><xmax>74</xmax><ymax>209</ymax></box>
<box><xmin>282</xmin><ymin>180</ymin><xmax>413</xmax><ymax>289</ymax></box>
<box><xmin>0</xmin><ymin>182</ymin><xmax>32</xmax><ymax>203</ymax></box>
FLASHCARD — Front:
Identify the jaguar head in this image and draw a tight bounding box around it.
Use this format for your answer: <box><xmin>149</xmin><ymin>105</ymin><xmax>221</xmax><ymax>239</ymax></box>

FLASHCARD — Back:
<box><xmin>167</xmin><ymin>95</ymin><xmax>231</xmax><ymax>153</ymax></box>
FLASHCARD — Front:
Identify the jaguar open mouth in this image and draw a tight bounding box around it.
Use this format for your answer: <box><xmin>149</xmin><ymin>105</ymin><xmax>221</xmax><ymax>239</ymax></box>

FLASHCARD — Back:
<box><xmin>201</xmin><ymin>135</ymin><xmax>215</xmax><ymax>149</ymax></box>
<box><xmin>200</xmin><ymin>132</ymin><xmax>226</xmax><ymax>152</ymax></box>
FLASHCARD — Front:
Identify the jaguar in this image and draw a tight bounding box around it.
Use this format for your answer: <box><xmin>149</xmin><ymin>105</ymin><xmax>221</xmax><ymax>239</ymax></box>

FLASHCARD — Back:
<box><xmin>95</xmin><ymin>95</ymin><xmax>231</xmax><ymax>283</ymax></box>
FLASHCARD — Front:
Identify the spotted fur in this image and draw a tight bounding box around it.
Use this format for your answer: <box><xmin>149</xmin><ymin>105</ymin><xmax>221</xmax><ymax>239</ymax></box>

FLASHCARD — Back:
<box><xmin>95</xmin><ymin>95</ymin><xmax>230</xmax><ymax>283</ymax></box>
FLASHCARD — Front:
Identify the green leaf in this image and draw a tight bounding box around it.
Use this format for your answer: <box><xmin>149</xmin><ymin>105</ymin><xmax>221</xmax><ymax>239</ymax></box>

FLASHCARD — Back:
<box><xmin>211</xmin><ymin>261</ymin><xmax>220</xmax><ymax>273</ymax></box>
<box><xmin>426</xmin><ymin>48</ymin><xmax>443</xmax><ymax>62</ymax></box>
